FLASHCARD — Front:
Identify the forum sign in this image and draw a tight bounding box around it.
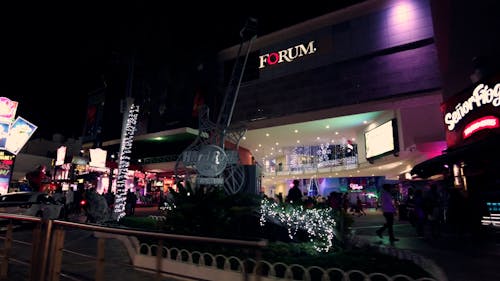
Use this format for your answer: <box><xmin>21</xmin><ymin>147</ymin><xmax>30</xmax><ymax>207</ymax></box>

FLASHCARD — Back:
<box><xmin>0</xmin><ymin>97</ymin><xmax>38</xmax><ymax>194</ymax></box>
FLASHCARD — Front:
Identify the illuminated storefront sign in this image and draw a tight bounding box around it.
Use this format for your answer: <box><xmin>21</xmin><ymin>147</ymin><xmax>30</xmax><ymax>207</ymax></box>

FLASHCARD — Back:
<box><xmin>463</xmin><ymin>116</ymin><xmax>499</xmax><ymax>139</ymax></box>
<box><xmin>258</xmin><ymin>41</ymin><xmax>317</xmax><ymax>69</ymax></box>
<box><xmin>56</xmin><ymin>146</ymin><xmax>66</xmax><ymax>166</ymax></box>
<box><xmin>444</xmin><ymin>83</ymin><xmax>500</xmax><ymax>131</ymax></box>
<box><xmin>89</xmin><ymin>148</ymin><xmax>107</xmax><ymax>168</ymax></box>
<box><xmin>349</xmin><ymin>183</ymin><xmax>364</xmax><ymax>190</ymax></box>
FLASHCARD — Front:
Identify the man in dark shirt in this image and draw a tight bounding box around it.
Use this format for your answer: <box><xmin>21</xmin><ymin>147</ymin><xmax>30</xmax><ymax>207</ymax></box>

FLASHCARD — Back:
<box><xmin>286</xmin><ymin>179</ymin><xmax>302</xmax><ymax>204</ymax></box>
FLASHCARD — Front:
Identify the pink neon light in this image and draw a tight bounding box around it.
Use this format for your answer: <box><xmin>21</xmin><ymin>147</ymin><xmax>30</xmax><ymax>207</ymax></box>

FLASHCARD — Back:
<box><xmin>267</xmin><ymin>53</ymin><xmax>279</xmax><ymax>65</ymax></box>
<box><xmin>463</xmin><ymin>116</ymin><xmax>499</xmax><ymax>139</ymax></box>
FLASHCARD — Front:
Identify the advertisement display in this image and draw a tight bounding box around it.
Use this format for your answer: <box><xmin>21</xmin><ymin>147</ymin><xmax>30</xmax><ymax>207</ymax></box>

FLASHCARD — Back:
<box><xmin>5</xmin><ymin>117</ymin><xmax>38</xmax><ymax>155</ymax></box>
<box><xmin>364</xmin><ymin>119</ymin><xmax>399</xmax><ymax>160</ymax></box>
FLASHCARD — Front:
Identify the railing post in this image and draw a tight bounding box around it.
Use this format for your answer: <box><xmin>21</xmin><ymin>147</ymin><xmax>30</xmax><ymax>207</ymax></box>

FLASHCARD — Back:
<box><xmin>254</xmin><ymin>247</ymin><xmax>262</xmax><ymax>281</ymax></box>
<box><xmin>48</xmin><ymin>227</ymin><xmax>65</xmax><ymax>281</ymax></box>
<box><xmin>95</xmin><ymin>237</ymin><xmax>105</xmax><ymax>281</ymax></box>
<box><xmin>30</xmin><ymin>221</ymin><xmax>42</xmax><ymax>281</ymax></box>
<box><xmin>38</xmin><ymin>219</ymin><xmax>53</xmax><ymax>281</ymax></box>
<box><xmin>155</xmin><ymin>240</ymin><xmax>163</xmax><ymax>281</ymax></box>
<box><xmin>0</xmin><ymin>222</ymin><xmax>13</xmax><ymax>280</ymax></box>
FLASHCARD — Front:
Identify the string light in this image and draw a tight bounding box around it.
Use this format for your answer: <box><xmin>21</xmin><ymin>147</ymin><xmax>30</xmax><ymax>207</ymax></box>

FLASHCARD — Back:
<box><xmin>113</xmin><ymin>104</ymin><xmax>140</xmax><ymax>221</ymax></box>
<box><xmin>259</xmin><ymin>199</ymin><xmax>337</xmax><ymax>252</ymax></box>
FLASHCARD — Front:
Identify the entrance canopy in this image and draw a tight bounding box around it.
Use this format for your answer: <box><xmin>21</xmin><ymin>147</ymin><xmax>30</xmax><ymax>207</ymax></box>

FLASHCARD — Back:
<box><xmin>411</xmin><ymin>132</ymin><xmax>500</xmax><ymax>179</ymax></box>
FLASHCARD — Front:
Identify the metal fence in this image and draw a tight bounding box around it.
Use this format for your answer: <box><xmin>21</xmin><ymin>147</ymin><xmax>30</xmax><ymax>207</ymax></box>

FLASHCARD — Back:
<box><xmin>0</xmin><ymin>213</ymin><xmax>267</xmax><ymax>281</ymax></box>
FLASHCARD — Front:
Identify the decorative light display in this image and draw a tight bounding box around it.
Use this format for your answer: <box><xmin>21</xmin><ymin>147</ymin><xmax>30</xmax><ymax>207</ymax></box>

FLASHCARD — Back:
<box><xmin>113</xmin><ymin>104</ymin><xmax>140</xmax><ymax>221</ymax></box>
<box><xmin>316</xmin><ymin>143</ymin><xmax>331</xmax><ymax>162</ymax></box>
<box><xmin>259</xmin><ymin>199</ymin><xmax>336</xmax><ymax>252</ymax></box>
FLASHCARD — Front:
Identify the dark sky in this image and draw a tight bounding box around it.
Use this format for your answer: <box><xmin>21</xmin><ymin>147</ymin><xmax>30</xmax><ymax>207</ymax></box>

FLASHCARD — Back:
<box><xmin>0</xmin><ymin>1</ymin><xmax>364</xmax><ymax>139</ymax></box>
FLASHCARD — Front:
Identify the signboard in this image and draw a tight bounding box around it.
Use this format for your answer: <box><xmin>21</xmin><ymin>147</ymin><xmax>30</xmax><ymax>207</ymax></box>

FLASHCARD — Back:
<box><xmin>0</xmin><ymin>151</ymin><xmax>14</xmax><ymax>194</ymax></box>
<box><xmin>89</xmin><ymin>148</ymin><xmax>107</xmax><ymax>168</ymax></box>
<box><xmin>442</xmin><ymin>77</ymin><xmax>500</xmax><ymax>148</ymax></box>
<box><xmin>259</xmin><ymin>41</ymin><xmax>317</xmax><ymax>69</ymax></box>
<box><xmin>56</xmin><ymin>146</ymin><xmax>67</xmax><ymax>166</ymax></box>
<box><xmin>5</xmin><ymin>117</ymin><xmax>38</xmax><ymax>155</ymax></box>
<box><xmin>195</xmin><ymin>145</ymin><xmax>228</xmax><ymax>177</ymax></box>
<box><xmin>444</xmin><ymin>83</ymin><xmax>500</xmax><ymax>131</ymax></box>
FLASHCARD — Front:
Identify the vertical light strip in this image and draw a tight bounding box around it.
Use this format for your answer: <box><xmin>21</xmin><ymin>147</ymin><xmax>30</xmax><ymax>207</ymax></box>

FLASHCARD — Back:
<box><xmin>113</xmin><ymin>103</ymin><xmax>140</xmax><ymax>221</ymax></box>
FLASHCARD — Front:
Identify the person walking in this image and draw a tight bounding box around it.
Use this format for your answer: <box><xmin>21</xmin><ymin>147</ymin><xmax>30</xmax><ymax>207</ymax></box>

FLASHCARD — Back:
<box><xmin>355</xmin><ymin>195</ymin><xmax>366</xmax><ymax>216</ymax></box>
<box><xmin>376</xmin><ymin>184</ymin><xmax>399</xmax><ymax>243</ymax></box>
<box><xmin>286</xmin><ymin>179</ymin><xmax>302</xmax><ymax>204</ymax></box>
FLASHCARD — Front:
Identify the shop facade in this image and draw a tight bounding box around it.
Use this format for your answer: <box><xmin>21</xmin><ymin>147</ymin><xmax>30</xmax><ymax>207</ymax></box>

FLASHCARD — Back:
<box><xmin>411</xmin><ymin>73</ymin><xmax>500</xmax><ymax>228</ymax></box>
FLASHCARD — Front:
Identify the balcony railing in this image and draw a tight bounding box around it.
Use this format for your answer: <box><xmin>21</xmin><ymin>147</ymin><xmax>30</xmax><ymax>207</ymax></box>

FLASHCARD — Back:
<box><xmin>262</xmin><ymin>156</ymin><xmax>359</xmax><ymax>177</ymax></box>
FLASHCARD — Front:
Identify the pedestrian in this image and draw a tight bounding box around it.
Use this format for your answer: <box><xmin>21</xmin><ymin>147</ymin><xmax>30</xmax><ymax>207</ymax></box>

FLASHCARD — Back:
<box><xmin>286</xmin><ymin>179</ymin><xmax>302</xmax><ymax>204</ymax></box>
<box><xmin>126</xmin><ymin>190</ymin><xmax>137</xmax><ymax>216</ymax></box>
<box><xmin>425</xmin><ymin>183</ymin><xmax>442</xmax><ymax>239</ymax></box>
<box><xmin>355</xmin><ymin>195</ymin><xmax>366</xmax><ymax>216</ymax></box>
<box><xmin>376</xmin><ymin>184</ymin><xmax>399</xmax><ymax>243</ymax></box>
<box><xmin>413</xmin><ymin>189</ymin><xmax>426</xmax><ymax>237</ymax></box>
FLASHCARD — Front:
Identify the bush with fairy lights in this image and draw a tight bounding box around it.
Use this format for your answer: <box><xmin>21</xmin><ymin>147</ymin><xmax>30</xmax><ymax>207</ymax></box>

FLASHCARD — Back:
<box><xmin>154</xmin><ymin>180</ymin><xmax>343</xmax><ymax>254</ymax></box>
<box><xmin>259</xmin><ymin>197</ymin><xmax>337</xmax><ymax>253</ymax></box>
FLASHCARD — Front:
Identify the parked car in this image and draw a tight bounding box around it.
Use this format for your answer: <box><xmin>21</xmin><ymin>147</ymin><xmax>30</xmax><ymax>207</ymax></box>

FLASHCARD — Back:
<box><xmin>0</xmin><ymin>192</ymin><xmax>65</xmax><ymax>220</ymax></box>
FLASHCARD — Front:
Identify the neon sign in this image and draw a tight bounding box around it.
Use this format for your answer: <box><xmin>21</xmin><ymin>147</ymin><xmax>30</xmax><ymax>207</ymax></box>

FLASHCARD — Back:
<box><xmin>444</xmin><ymin>83</ymin><xmax>500</xmax><ymax>131</ymax></box>
<box><xmin>259</xmin><ymin>41</ymin><xmax>317</xmax><ymax>69</ymax></box>
<box><xmin>463</xmin><ymin>116</ymin><xmax>499</xmax><ymax>139</ymax></box>
<box><xmin>349</xmin><ymin>183</ymin><xmax>363</xmax><ymax>190</ymax></box>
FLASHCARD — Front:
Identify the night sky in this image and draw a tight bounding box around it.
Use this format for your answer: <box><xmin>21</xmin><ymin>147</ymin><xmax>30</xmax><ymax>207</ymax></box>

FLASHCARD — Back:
<box><xmin>0</xmin><ymin>1</ymin><xmax>364</xmax><ymax>139</ymax></box>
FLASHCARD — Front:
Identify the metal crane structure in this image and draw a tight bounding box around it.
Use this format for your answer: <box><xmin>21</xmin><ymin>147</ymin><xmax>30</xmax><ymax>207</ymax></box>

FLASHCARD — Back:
<box><xmin>174</xmin><ymin>18</ymin><xmax>258</xmax><ymax>194</ymax></box>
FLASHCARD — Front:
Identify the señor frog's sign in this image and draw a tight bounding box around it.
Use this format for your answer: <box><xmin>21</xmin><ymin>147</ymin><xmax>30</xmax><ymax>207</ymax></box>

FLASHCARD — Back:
<box><xmin>444</xmin><ymin>83</ymin><xmax>500</xmax><ymax>131</ymax></box>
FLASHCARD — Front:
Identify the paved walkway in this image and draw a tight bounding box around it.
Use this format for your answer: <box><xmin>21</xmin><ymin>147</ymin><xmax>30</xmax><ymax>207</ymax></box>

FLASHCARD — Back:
<box><xmin>350</xmin><ymin>208</ymin><xmax>500</xmax><ymax>281</ymax></box>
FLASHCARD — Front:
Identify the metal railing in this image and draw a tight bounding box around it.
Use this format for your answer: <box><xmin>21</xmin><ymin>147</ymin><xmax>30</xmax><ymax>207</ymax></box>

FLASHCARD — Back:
<box><xmin>0</xmin><ymin>213</ymin><xmax>267</xmax><ymax>281</ymax></box>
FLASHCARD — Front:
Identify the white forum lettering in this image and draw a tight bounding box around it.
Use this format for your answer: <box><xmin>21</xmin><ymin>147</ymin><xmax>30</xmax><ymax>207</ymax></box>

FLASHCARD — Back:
<box><xmin>259</xmin><ymin>41</ymin><xmax>317</xmax><ymax>69</ymax></box>
<box><xmin>444</xmin><ymin>83</ymin><xmax>500</xmax><ymax>131</ymax></box>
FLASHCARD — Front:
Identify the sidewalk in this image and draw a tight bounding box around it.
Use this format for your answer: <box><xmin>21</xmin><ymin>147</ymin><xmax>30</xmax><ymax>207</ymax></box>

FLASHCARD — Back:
<box><xmin>350</xmin><ymin>208</ymin><xmax>500</xmax><ymax>281</ymax></box>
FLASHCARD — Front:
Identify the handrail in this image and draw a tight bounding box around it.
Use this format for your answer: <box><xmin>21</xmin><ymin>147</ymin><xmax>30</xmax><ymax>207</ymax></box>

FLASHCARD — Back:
<box><xmin>0</xmin><ymin>212</ymin><xmax>267</xmax><ymax>281</ymax></box>
<box><xmin>52</xmin><ymin>219</ymin><xmax>268</xmax><ymax>248</ymax></box>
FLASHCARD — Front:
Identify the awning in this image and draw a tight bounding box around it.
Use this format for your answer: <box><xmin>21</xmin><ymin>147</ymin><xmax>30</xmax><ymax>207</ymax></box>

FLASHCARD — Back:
<box><xmin>411</xmin><ymin>133</ymin><xmax>500</xmax><ymax>179</ymax></box>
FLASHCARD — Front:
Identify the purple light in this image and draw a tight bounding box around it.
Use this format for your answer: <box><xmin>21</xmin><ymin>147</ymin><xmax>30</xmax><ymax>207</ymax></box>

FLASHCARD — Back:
<box><xmin>388</xmin><ymin>1</ymin><xmax>417</xmax><ymax>38</ymax></box>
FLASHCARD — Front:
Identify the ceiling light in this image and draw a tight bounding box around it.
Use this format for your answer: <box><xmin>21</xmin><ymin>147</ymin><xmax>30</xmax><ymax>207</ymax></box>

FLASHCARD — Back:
<box><xmin>363</xmin><ymin>120</ymin><xmax>368</xmax><ymax>124</ymax></box>
<box><xmin>242</xmin><ymin>136</ymin><xmax>246</xmax><ymax>140</ymax></box>
<box><xmin>296</xmin><ymin>140</ymin><xmax>300</xmax><ymax>143</ymax></box>
<box><xmin>294</xmin><ymin>129</ymin><xmax>298</xmax><ymax>133</ymax></box>
<box><xmin>325</xmin><ymin>125</ymin><xmax>330</xmax><ymax>129</ymax></box>
<box><xmin>275</xmin><ymin>142</ymin><xmax>279</xmax><ymax>146</ymax></box>
<box><xmin>316</xmin><ymin>137</ymin><xmax>320</xmax><ymax>140</ymax></box>
<box><xmin>258</xmin><ymin>144</ymin><xmax>262</xmax><ymax>147</ymax></box>
<box><xmin>265</xmin><ymin>133</ymin><xmax>270</xmax><ymax>137</ymax></box>
<box><xmin>335</xmin><ymin>131</ymin><xmax>339</xmax><ymax>135</ymax></box>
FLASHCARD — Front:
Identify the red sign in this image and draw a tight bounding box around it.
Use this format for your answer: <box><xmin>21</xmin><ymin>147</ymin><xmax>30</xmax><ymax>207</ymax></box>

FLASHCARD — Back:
<box><xmin>463</xmin><ymin>116</ymin><xmax>499</xmax><ymax>139</ymax></box>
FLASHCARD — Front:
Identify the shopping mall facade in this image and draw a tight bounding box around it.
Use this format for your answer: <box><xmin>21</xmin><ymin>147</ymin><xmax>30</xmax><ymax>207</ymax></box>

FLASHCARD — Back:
<box><xmin>70</xmin><ymin>0</ymin><xmax>499</xmax><ymax>212</ymax></box>
<box><xmin>216</xmin><ymin>0</ymin><xmax>445</xmax><ymax>199</ymax></box>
